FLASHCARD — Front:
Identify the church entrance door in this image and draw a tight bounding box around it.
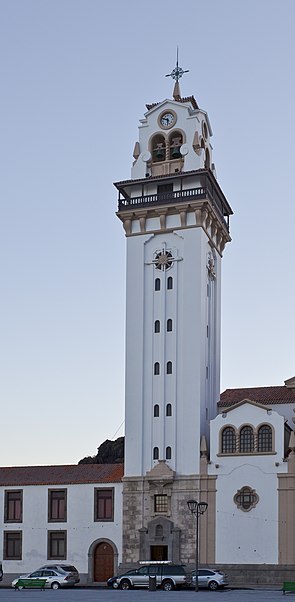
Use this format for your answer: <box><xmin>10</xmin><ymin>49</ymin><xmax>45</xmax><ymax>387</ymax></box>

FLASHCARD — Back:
<box><xmin>94</xmin><ymin>542</ymin><xmax>114</xmax><ymax>582</ymax></box>
<box><xmin>150</xmin><ymin>545</ymin><xmax>168</xmax><ymax>561</ymax></box>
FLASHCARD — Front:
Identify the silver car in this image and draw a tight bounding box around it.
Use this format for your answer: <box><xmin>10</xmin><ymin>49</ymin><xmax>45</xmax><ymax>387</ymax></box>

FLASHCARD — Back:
<box><xmin>108</xmin><ymin>563</ymin><xmax>187</xmax><ymax>590</ymax></box>
<box><xmin>37</xmin><ymin>563</ymin><xmax>80</xmax><ymax>583</ymax></box>
<box><xmin>191</xmin><ymin>568</ymin><xmax>228</xmax><ymax>590</ymax></box>
<box><xmin>12</xmin><ymin>568</ymin><xmax>76</xmax><ymax>589</ymax></box>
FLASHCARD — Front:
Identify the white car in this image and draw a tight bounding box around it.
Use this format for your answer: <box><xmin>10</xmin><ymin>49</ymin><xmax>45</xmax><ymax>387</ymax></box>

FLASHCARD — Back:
<box><xmin>191</xmin><ymin>568</ymin><xmax>228</xmax><ymax>590</ymax></box>
<box><xmin>12</xmin><ymin>568</ymin><xmax>76</xmax><ymax>589</ymax></box>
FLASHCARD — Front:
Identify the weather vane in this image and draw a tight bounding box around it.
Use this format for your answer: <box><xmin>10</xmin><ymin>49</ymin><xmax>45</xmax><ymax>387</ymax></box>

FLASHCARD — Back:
<box><xmin>165</xmin><ymin>47</ymin><xmax>189</xmax><ymax>82</ymax></box>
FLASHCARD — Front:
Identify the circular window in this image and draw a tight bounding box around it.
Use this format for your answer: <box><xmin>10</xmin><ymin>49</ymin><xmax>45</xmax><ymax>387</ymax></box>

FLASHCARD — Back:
<box><xmin>154</xmin><ymin>251</ymin><xmax>173</xmax><ymax>271</ymax></box>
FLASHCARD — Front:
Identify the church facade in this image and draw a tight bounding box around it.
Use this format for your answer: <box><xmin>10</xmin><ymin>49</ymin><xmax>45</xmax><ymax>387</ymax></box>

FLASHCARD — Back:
<box><xmin>114</xmin><ymin>69</ymin><xmax>295</xmax><ymax>578</ymax></box>
<box><xmin>1</xmin><ymin>71</ymin><xmax>295</xmax><ymax>586</ymax></box>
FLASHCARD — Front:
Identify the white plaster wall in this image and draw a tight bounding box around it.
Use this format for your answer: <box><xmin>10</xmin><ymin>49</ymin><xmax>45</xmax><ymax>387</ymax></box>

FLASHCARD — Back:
<box><xmin>125</xmin><ymin>225</ymin><xmax>222</xmax><ymax>477</ymax></box>
<box><xmin>131</xmin><ymin>99</ymin><xmax>211</xmax><ymax>180</ymax></box>
<box><xmin>0</xmin><ymin>482</ymin><xmax>122</xmax><ymax>576</ymax></box>
<box><xmin>209</xmin><ymin>404</ymin><xmax>287</xmax><ymax>564</ymax></box>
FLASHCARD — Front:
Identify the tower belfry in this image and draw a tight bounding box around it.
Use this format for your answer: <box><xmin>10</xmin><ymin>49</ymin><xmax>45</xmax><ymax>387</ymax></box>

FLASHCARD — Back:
<box><xmin>114</xmin><ymin>68</ymin><xmax>233</xmax><ymax>566</ymax></box>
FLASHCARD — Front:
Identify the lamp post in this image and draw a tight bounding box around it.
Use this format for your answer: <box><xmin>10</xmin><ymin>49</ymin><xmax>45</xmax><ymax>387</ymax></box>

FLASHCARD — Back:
<box><xmin>187</xmin><ymin>499</ymin><xmax>208</xmax><ymax>592</ymax></box>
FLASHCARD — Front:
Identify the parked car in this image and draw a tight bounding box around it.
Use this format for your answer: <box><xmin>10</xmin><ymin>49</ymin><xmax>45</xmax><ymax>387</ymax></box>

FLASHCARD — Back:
<box><xmin>37</xmin><ymin>563</ymin><xmax>80</xmax><ymax>583</ymax></box>
<box><xmin>190</xmin><ymin>568</ymin><xmax>228</xmax><ymax>590</ymax></box>
<box><xmin>107</xmin><ymin>562</ymin><xmax>187</xmax><ymax>590</ymax></box>
<box><xmin>12</xmin><ymin>568</ymin><xmax>76</xmax><ymax>589</ymax></box>
<box><xmin>0</xmin><ymin>562</ymin><xmax>3</xmax><ymax>582</ymax></box>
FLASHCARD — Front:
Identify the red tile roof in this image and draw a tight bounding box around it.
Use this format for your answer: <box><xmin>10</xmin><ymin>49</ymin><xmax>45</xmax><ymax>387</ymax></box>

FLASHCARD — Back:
<box><xmin>0</xmin><ymin>464</ymin><xmax>124</xmax><ymax>487</ymax></box>
<box><xmin>218</xmin><ymin>386</ymin><xmax>295</xmax><ymax>407</ymax></box>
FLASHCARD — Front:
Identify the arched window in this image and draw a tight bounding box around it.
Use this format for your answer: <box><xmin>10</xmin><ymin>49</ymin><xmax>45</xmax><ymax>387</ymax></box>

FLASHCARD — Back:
<box><xmin>166</xmin><ymin>403</ymin><xmax>172</xmax><ymax>417</ymax></box>
<box><xmin>153</xmin><ymin>447</ymin><xmax>159</xmax><ymax>460</ymax></box>
<box><xmin>258</xmin><ymin>425</ymin><xmax>272</xmax><ymax>452</ymax></box>
<box><xmin>221</xmin><ymin>427</ymin><xmax>236</xmax><ymax>453</ymax></box>
<box><xmin>167</xmin><ymin>276</ymin><xmax>173</xmax><ymax>290</ymax></box>
<box><xmin>152</xmin><ymin>134</ymin><xmax>166</xmax><ymax>162</ymax></box>
<box><xmin>169</xmin><ymin>131</ymin><xmax>183</xmax><ymax>160</ymax></box>
<box><xmin>205</xmin><ymin>148</ymin><xmax>211</xmax><ymax>169</ymax></box>
<box><xmin>155</xmin><ymin>524</ymin><xmax>163</xmax><ymax>537</ymax></box>
<box><xmin>166</xmin><ymin>446</ymin><xmax>172</xmax><ymax>460</ymax></box>
<box><xmin>154</xmin><ymin>404</ymin><xmax>159</xmax><ymax>418</ymax></box>
<box><xmin>155</xmin><ymin>278</ymin><xmax>161</xmax><ymax>291</ymax></box>
<box><xmin>240</xmin><ymin>426</ymin><xmax>254</xmax><ymax>453</ymax></box>
<box><xmin>167</xmin><ymin>319</ymin><xmax>172</xmax><ymax>332</ymax></box>
<box><xmin>166</xmin><ymin>361</ymin><xmax>172</xmax><ymax>374</ymax></box>
<box><xmin>154</xmin><ymin>362</ymin><xmax>160</xmax><ymax>375</ymax></box>
<box><xmin>154</xmin><ymin>320</ymin><xmax>160</xmax><ymax>333</ymax></box>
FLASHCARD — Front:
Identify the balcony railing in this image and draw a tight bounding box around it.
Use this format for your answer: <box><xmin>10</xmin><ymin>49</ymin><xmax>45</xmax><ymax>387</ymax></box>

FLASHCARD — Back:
<box><xmin>118</xmin><ymin>187</ymin><xmax>229</xmax><ymax>228</ymax></box>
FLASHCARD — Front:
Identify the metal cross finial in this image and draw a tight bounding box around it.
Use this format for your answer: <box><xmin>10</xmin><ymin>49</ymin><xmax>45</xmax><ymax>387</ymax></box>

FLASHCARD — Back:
<box><xmin>165</xmin><ymin>47</ymin><xmax>189</xmax><ymax>82</ymax></box>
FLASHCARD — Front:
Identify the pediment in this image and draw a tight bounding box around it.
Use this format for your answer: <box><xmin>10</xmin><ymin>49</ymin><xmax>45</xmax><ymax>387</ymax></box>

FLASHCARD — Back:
<box><xmin>145</xmin><ymin>460</ymin><xmax>175</xmax><ymax>483</ymax></box>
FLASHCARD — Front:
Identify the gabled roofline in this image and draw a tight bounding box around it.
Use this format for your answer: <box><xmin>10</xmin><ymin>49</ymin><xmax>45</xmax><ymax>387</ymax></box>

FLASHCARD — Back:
<box><xmin>220</xmin><ymin>398</ymin><xmax>272</xmax><ymax>414</ymax></box>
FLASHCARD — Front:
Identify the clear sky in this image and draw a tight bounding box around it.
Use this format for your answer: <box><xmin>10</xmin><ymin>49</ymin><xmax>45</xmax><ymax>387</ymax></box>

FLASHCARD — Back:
<box><xmin>1</xmin><ymin>0</ymin><xmax>294</xmax><ymax>466</ymax></box>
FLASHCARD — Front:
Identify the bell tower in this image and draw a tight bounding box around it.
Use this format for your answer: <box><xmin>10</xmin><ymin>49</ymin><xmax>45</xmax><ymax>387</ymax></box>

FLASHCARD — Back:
<box><xmin>115</xmin><ymin>60</ymin><xmax>233</xmax><ymax>565</ymax></box>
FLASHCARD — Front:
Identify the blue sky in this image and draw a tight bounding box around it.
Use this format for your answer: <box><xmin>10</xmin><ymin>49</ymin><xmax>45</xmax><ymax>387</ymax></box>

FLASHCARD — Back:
<box><xmin>1</xmin><ymin>0</ymin><xmax>295</xmax><ymax>466</ymax></box>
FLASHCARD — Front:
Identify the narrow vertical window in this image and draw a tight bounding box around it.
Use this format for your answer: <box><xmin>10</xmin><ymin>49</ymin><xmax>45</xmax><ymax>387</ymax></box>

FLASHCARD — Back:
<box><xmin>155</xmin><ymin>278</ymin><xmax>161</xmax><ymax>291</ymax></box>
<box><xmin>154</xmin><ymin>320</ymin><xmax>160</xmax><ymax>333</ymax></box>
<box><xmin>258</xmin><ymin>425</ymin><xmax>272</xmax><ymax>452</ymax></box>
<box><xmin>167</xmin><ymin>319</ymin><xmax>172</xmax><ymax>332</ymax></box>
<box><xmin>166</xmin><ymin>361</ymin><xmax>172</xmax><ymax>374</ymax></box>
<box><xmin>240</xmin><ymin>426</ymin><xmax>254</xmax><ymax>453</ymax></box>
<box><xmin>47</xmin><ymin>531</ymin><xmax>67</xmax><ymax>560</ymax></box>
<box><xmin>166</xmin><ymin>446</ymin><xmax>172</xmax><ymax>460</ymax></box>
<box><xmin>48</xmin><ymin>490</ymin><xmax>67</xmax><ymax>522</ymax></box>
<box><xmin>166</xmin><ymin>403</ymin><xmax>172</xmax><ymax>417</ymax></box>
<box><xmin>4</xmin><ymin>490</ymin><xmax>23</xmax><ymax>523</ymax></box>
<box><xmin>221</xmin><ymin>427</ymin><xmax>236</xmax><ymax>453</ymax></box>
<box><xmin>154</xmin><ymin>362</ymin><xmax>160</xmax><ymax>375</ymax></box>
<box><xmin>154</xmin><ymin>404</ymin><xmax>159</xmax><ymax>417</ymax></box>
<box><xmin>153</xmin><ymin>447</ymin><xmax>159</xmax><ymax>460</ymax></box>
<box><xmin>167</xmin><ymin>277</ymin><xmax>173</xmax><ymax>290</ymax></box>
<box><xmin>3</xmin><ymin>531</ymin><xmax>22</xmax><ymax>560</ymax></box>
<box><xmin>94</xmin><ymin>488</ymin><xmax>114</xmax><ymax>521</ymax></box>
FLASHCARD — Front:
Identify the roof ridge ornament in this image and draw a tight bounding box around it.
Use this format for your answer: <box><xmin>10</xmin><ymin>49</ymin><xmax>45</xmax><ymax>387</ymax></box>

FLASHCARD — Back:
<box><xmin>165</xmin><ymin>47</ymin><xmax>189</xmax><ymax>101</ymax></box>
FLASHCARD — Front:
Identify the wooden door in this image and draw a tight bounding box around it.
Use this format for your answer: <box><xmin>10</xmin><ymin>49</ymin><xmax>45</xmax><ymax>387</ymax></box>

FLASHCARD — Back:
<box><xmin>94</xmin><ymin>542</ymin><xmax>114</xmax><ymax>582</ymax></box>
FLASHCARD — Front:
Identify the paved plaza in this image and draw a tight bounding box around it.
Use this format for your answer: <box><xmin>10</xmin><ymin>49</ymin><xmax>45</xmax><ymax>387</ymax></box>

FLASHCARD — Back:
<box><xmin>0</xmin><ymin>588</ymin><xmax>288</xmax><ymax>602</ymax></box>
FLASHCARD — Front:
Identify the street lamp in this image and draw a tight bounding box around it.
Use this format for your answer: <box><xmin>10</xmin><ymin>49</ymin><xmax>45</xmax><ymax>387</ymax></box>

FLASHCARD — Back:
<box><xmin>187</xmin><ymin>499</ymin><xmax>208</xmax><ymax>592</ymax></box>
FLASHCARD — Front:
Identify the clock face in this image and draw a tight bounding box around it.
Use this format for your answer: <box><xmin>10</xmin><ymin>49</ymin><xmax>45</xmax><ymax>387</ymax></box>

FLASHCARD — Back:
<box><xmin>159</xmin><ymin>111</ymin><xmax>176</xmax><ymax>128</ymax></box>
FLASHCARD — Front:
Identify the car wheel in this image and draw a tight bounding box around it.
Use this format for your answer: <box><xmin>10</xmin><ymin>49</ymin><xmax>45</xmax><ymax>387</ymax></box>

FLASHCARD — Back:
<box><xmin>162</xmin><ymin>579</ymin><xmax>174</xmax><ymax>591</ymax></box>
<box><xmin>120</xmin><ymin>579</ymin><xmax>132</xmax><ymax>590</ymax></box>
<box><xmin>51</xmin><ymin>582</ymin><xmax>60</xmax><ymax>590</ymax></box>
<box><xmin>112</xmin><ymin>582</ymin><xmax>119</xmax><ymax>589</ymax></box>
<box><xmin>208</xmin><ymin>580</ymin><xmax>218</xmax><ymax>591</ymax></box>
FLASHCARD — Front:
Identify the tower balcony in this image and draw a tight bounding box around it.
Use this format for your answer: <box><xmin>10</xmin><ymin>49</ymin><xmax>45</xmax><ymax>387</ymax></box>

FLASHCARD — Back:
<box><xmin>115</xmin><ymin>169</ymin><xmax>232</xmax><ymax>232</ymax></box>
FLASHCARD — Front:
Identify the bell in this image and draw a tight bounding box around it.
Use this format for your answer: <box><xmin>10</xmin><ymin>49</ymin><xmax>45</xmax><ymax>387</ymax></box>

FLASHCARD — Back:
<box><xmin>156</xmin><ymin>148</ymin><xmax>165</xmax><ymax>160</ymax></box>
<box><xmin>171</xmin><ymin>146</ymin><xmax>181</xmax><ymax>159</ymax></box>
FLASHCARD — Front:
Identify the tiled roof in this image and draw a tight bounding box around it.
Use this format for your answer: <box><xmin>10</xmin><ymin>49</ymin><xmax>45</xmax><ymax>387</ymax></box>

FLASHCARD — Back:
<box><xmin>218</xmin><ymin>386</ymin><xmax>295</xmax><ymax>407</ymax></box>
<box><xmin>0</xmin><ymin>463</ymin><xmax>124</xmax><ymax>487</ymax></box>
<box><xmin>146</xmin><ymin>95</ymin><xmax>199</xmax><ymax>111</ymax></box>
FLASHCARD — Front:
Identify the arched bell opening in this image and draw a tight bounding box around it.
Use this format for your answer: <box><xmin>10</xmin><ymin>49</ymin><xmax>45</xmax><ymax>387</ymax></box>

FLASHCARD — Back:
<box><xmin>169</xmin><ymin>130</ymin><xmax>183</xmax><ymax>160</ymax></box>
<box><xmin>151</xmin><ymin>134</ymin><xmax>166</xmax><ymax>162</ymax></box>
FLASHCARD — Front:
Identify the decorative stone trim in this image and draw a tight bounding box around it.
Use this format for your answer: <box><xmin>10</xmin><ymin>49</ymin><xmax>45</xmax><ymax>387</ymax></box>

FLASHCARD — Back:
<box><xmin>234</xmin><ymin>486</ymin><xmax>259</xmax><ymax>512</ymax></box>
<box><xmin>117</xmin><ymin>198</ymin><xmax>230</xmax><ymax>257</ymax></box>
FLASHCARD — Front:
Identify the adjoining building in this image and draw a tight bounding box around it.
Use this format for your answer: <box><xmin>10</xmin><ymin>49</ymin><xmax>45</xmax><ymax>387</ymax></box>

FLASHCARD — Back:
<box><xmin>0</xmin><ymin>464</ymin><xmax>123</xmax><ymax>585</ymax></box>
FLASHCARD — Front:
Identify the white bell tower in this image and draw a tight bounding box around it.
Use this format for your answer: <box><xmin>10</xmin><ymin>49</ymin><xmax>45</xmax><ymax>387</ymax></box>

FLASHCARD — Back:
<box><xmin>115</xmin><ymin>61</ymin><xmax>233</xmax><ymax>565</ymax></box>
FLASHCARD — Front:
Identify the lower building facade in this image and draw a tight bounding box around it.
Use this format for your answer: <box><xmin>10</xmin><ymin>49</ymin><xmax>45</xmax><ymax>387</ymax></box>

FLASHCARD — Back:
<box><xmin>0</xmin><ymin>464</ymin><xmax>123</xmax><ymax>585</ymax></box>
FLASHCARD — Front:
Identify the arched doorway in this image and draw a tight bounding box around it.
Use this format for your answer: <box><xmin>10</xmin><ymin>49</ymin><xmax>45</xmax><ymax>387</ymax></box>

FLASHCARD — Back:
<box><xmin>93</xmin><ymin>541</ymin><xmax>114</xmax><ymax>582</ymax></box>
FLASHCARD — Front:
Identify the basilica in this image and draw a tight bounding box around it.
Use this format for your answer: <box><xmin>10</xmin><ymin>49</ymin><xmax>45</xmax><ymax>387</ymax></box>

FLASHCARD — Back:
<box><xmin>1</xmin><ymin>68</ymin><xmax>295</xmax><ymax>586</ymax></box>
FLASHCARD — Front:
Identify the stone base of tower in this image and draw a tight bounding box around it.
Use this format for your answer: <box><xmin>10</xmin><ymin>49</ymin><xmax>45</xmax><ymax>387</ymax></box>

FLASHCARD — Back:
<box><xmin>121</xmin><ymin>460</ymin><xmax>216</xmax><ymax>567</ymax></box>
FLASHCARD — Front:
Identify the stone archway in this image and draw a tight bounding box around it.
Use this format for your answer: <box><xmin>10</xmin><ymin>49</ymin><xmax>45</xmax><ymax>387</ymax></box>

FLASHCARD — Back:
<box><xmin>88</xmin><ymin>538</ymin><xmax>118</xmax><ymax>584</ymax></box>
